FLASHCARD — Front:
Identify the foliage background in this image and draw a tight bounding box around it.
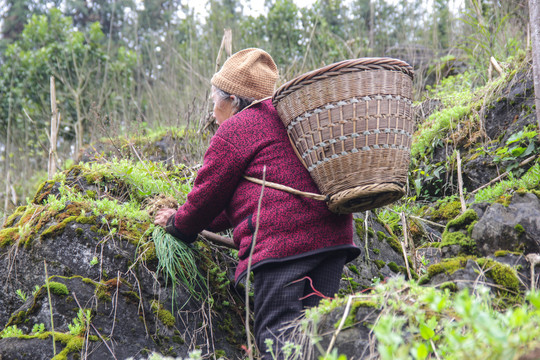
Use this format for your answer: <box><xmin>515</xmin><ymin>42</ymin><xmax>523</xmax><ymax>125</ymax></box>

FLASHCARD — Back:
<box><xmin>0</xmin><ymin>0</ymin><xmax>531</xmax><ymax>219</ymax></box>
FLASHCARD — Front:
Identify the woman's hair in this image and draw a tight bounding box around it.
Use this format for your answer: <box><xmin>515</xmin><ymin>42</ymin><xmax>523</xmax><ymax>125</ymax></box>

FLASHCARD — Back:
<box><xmin>213</xmin><ymin>86</ymin><xmax>256</xmax><ymax>114</ymax></box>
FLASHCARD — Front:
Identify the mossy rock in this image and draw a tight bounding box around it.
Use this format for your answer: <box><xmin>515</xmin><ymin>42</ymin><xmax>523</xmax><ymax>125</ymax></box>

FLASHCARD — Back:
<box><xmin>425</xmin><ymin>256</ymin><xmax>521</xmax><ymax>295</ymax></box>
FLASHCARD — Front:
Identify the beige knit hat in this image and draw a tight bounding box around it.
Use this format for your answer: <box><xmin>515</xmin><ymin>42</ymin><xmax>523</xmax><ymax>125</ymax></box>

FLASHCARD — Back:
<box><xmin>211</xmin><ymin>48</ymin><xmax>278</xmax><ymax>100</ymax></box>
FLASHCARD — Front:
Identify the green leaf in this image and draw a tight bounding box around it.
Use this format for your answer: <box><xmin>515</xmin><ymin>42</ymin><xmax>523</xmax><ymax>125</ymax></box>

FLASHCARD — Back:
<box><xmin>507</xmin><ymin>130</ymin><xmax>524</xmax><ymax>145</ymax></box>
<box><xmin>416</xmin><ymin>342</ymin><xmax>429</xmax><ymax>360</ymax></box>
<box><xmin>522</xmin><ymin>141</ymin><xmax>536</xmax><ymax>157</ymax></box>
<box><xmin>420</xmin><ymin>322</ymin><xmax>435</xmax><ymax>340</ymax></box>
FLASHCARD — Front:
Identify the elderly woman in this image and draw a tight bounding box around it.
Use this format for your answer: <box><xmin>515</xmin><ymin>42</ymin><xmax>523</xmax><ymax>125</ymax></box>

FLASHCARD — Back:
<box><xmin>154</xmin><ymin>48</ymin><xmax>360</xmax><ymax>358</ymax></box>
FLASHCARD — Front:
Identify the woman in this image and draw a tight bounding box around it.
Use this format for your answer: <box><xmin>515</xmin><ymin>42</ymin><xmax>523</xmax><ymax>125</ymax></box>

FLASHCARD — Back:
<box><xmin>154</xmin><ymin>48</ymin><xmax>360</xmax><ymax>359</ymax></box>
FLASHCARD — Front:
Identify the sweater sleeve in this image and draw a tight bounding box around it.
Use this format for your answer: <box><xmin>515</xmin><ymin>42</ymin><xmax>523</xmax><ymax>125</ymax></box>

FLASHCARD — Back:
<box><xmin>206</xmin><ymin>210</ymin><xmax>232</xmax><ymax>233</ymax></box>
<box><xmin>171</xmin><ymin>134</ymin><xmax>246</xmax><ymax>236</ymax></box>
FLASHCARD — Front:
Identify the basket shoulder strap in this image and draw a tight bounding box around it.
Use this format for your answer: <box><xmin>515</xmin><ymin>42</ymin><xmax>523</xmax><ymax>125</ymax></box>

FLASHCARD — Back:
<box><xmin>243</xmin><ymin>175</ymin><xmax>328</xmax><ymax>202</ymax></box>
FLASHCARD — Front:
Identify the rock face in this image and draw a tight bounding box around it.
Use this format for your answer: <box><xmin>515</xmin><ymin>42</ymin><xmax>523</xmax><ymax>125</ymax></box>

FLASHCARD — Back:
<box><xmin>472</xmin><ymin>192</ymin><xmax>540</xmax><ymax>255</ymax></box>
<box><xmin>0</xmin><ymin>166</ymin><xmax>246</xmax><ymax>360</ymax></box>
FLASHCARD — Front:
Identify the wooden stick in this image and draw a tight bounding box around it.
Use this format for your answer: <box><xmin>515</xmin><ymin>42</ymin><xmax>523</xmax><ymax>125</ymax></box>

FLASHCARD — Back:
<box><xmin>48</xmin><ymin>76</ymin><xmax>59</xmax><ymax>180</ymax></box>
<box><xmin>399</xmin><ymin>212</ymin><xmax>412</xmax><ymax>280</ymax></box>
<box><xmin>490</xmin><ymin>56</ymin><xmax>504</xmax><ymax>76</ymax></box>
<box><xmin>456</xmin><ymin>151</ymin><xmax>467</xmax><ymax>212</ymax></box>
<box><xmin>200</xmin><ymin>230</ymin><xmax>236</xmax><ymax>249</ymax></box>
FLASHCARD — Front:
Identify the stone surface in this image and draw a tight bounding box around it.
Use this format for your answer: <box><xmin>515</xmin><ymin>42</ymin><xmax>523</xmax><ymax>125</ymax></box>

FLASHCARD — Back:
<box><xmin>472</xmin><ymin>192</ymin><xmax>540</xmax><ymax>256</ymax></box>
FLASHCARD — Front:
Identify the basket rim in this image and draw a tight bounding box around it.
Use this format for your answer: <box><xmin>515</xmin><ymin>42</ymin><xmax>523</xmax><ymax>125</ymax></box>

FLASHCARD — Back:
<box><xmin>272</xmin><ymin>57</ymin><xmax>414</xmax><ymax>106</ymax></box>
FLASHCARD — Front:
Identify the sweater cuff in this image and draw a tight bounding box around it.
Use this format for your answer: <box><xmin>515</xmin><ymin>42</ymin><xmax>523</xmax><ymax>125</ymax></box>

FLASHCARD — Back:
<box><xmin>165</xmin><ymin>215</ymin><xmax>198</xmax><ymax>244</ymax></box>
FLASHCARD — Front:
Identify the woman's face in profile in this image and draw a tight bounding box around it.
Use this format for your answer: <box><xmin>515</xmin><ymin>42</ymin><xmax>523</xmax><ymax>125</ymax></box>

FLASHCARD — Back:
<box><xmin>211</xmin><ymin>87</ymin><xmax>235</xmax><ymax>125</ymax></box>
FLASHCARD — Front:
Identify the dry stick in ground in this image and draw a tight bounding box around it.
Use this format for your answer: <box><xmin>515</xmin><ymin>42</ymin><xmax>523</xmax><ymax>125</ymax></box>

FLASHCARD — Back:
<box><xmin>431</xmin><ymin>339</ymin><xmax>442</xmax><ymax>360</ymax></box>
<box><xmin>245</xmin><ymin>165</ymin><xmax>267</xmax><ymax>360</ymax></box>
<box><xmin>399</xmin><ymin>212</ymin><xmax>413</xmax><ymax>280</ymax></box>
<box><xmin>490</xmin><ymin>57</ymin><xmax>504</xmax><ymax>76</ymax></box>
<box><xmin>364</xmin><ymin>211</ymin><xmax>371</xmax><ymax>261</ymax></box>
<box><xmin>526</xmin><ymin>253</ymin><xmax>540</xmax><ymax>290</ymax></box>
<box><xmin>456</xmin><ymin>151</ymin><xmax>467</xmax><ymax>213</ymax></box>
<box><xmin>48</xmin><ymin>76</ymin><xmax>60</xmax><ymax>180</ymax></box>
<box><xmin>325</xmin><ymin>295</ymin><xmax>354</xmax><ymax>356</ymax></box>
<box><xmin>471</xmin><ymin>155</ymin><xmax>537</xmax><ymax>194</ymax></box>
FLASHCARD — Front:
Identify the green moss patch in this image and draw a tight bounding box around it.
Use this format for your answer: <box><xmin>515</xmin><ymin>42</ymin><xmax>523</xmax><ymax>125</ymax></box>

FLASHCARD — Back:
<box><xmin>476</xmin><ymin>258</ymin><xmax>520</xmax><ymax>293</ymax></box>
<box><xmin>150</xmin><ymin>300</ymin><xmax>175</xmax><ymax>327</ymax></box>
<box><xmin>48</xmin><ymin>281</ymin><xmax>69</xmax><ymax>296</ymax></box>
<box><xmin>426</xmin><ymin>256</ymin><xmax>520</xmax><ymax>294</ymax></box>
<box><xmin>0</xmin><ymin>227</ymin><xmax>19</xmax><ymax>247</ymax></box>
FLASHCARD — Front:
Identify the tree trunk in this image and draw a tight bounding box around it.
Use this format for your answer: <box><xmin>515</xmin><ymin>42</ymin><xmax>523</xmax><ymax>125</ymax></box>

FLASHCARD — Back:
<box><xmin>530</xmin><ymin>0</ymin><xmax>540</xmax><ymax>140</ymax></box>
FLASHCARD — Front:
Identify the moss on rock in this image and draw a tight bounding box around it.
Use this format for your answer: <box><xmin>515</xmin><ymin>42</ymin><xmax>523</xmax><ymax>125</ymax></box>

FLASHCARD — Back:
<box><xmin>48</xmin><ymin>281</ymin><xmax>69</xmax><ymax>296</ymax></box>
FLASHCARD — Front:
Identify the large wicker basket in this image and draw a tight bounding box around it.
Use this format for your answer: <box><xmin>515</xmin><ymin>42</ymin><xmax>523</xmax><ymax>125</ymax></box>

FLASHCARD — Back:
<box><xmin>272</xmin><ymin>57</ymin><xmax>414</xmax><ymax>214</ymax></box>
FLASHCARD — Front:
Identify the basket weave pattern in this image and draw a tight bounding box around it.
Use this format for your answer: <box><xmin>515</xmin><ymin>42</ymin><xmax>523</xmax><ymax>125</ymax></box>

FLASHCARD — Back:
<box><xmin>272</xmin><ymin>58</ymin><xmax>414</xmax><ymax>213</ymax></box>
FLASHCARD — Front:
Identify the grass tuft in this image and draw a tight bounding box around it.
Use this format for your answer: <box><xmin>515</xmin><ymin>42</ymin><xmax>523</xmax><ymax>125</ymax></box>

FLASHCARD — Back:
<box><xmin>152</xmin><ymin>227</ymin><xmax>207</xmax><ymax>307</ymax></box>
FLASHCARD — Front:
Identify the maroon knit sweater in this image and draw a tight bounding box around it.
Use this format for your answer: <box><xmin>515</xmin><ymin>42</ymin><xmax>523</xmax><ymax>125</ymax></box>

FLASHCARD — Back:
<box><xmin>166</xmin><ymin>99</ymin><xmax>360</xmax><ymax>281</ymax></box>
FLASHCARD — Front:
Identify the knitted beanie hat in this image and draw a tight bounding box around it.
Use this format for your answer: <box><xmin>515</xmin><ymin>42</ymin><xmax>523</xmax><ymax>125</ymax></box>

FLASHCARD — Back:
<box><xmin>211</xmin><ymin>48</ymin><xmax>278</xmax><ymax>100</ymax></box>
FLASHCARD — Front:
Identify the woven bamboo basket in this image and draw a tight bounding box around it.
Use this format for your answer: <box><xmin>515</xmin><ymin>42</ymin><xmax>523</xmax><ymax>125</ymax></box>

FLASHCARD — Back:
<box><xmin>272</xmin><ymin>57</ymin><xmax>414</xmax><ymax>214</ymax></box>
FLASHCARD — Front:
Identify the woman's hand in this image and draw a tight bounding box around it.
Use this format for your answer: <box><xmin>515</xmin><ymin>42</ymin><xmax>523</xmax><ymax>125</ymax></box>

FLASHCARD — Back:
<box><xmin>154</xmin><ymin>208</ymin><xmax>177</xmax><ymax>227</ymax></box>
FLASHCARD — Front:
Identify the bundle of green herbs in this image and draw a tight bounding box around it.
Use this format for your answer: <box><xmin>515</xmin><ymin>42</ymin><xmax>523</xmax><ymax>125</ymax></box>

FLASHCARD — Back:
<box><xmin>152</xmin><ymin>227</ymin><xmax>207</xmax><ymax>306</ymax></box>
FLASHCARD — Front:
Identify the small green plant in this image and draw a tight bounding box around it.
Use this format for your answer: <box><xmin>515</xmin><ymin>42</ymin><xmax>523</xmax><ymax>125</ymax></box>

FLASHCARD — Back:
<box><xmin>90</xmin><ymin>256</ymin><xmax>99</xmax><ymax>266</ymax></box>
<box><xmin>264</xmin><ymin>338</ymin><xmax>303</xmax><ymax>360</ymax></box>
<box><xmin>0</xmin><ymin>325</ymin><xmax>24</xmax><ymax>338</ymax></box>
<box><xmin>31</xmin><ymin>323</ymin><xmax>46</xmax><ymax>334</ymax></box>
<box><xmin>319</xmin><ymin>349</ymin><xmax>348</xmax><ymax>360</ymax></box>
<box><xmin>493</xmin><ymin>128</ymin><xmax>538</xmax><ymax>174</ymax></box>
<box><xmin>32</xmin><ymin>285</ymin><xmax>41</xmax><ymax>297</ymax></box>
<box><xmin>474</xmin><ymin>163</ymin><xmax>540</xmax><ymax>203</ymax></box>
<box><xmin>68</xmin><ymin>309</ymin><xmax>91</xmax><ymax>336</ymax></box>
<box><xmin>16</xmin><ymin>289</ymin><xmax>28</xmax><ymax>302</ymax></box>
